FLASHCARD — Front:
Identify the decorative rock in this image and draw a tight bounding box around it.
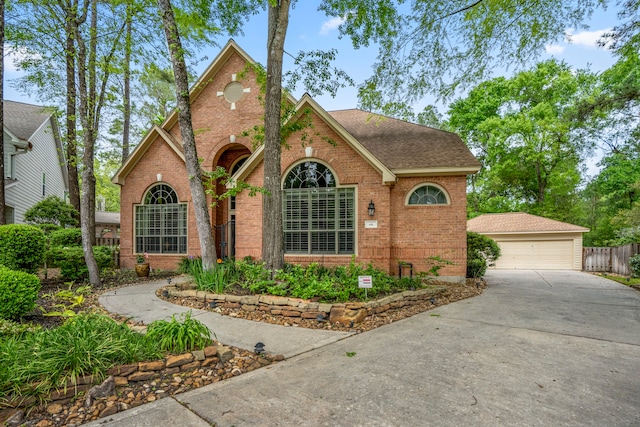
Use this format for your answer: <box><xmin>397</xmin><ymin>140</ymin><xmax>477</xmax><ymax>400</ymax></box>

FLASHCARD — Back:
<box><xmin>180</xmin><ymin>361</ymin><xmax>202</xmax><ymax>372</ymax></box>
<box><xmin>99</xmin><ymin>404</ymin><xmax>118</xmax><ymax>418</ymax></box>
<box><xmin>242</xmin><ymin>304</ymin><xmax>257</xmax><ymax>312</ymax></box>
<box><xmin>114</xmin><ymin>376</ymin><xmax>129</xmax><ymax>387</ymax></box>
<box><xmin>201</xmin><ymin>357</ymin><xmax>218</xmax><ymax>367</ymax></box>
<box><xmin>4</xmin><ymin>409</ymin><xmax>24</xmax><ymax>427</ymax></box>
<box><xmin>203</xmin><ymin>346</ymin><xmax>218</xmax><ymax>357</ymax></box>
<box><xmin>166</xmin><ymin>353</ymin><xmax>194</xmax><ymax>368</ymax></box>
<box><xmin>301</xmin><ymin>311</ymin><xmax>320</xmax><ymax>319</ymax></box>
<box><xmin>225</xmin><ymin>302</ymin><xmax>241</xmax><ymax>309</ymax></box>
<box><xmin>192</xmin><ymin>350</ymin><xmax>205</xmax><ymax>361</ymax></box>
<box><xmin>282</xmin><ymin>310</ymin><xmax>301</xmax><ymax>317</ymax></box>
<box><xmin>107</xmin><ymin>364</ymin><xmax>137</xmax><ymax>377</ymax></box>
<box><xmin>139</xmin><ymin>360</ymin><xmax>165</xmax><ymax>371</ymax></box>
<box><xmin>46</xmin><ymin>403</ymin><xmax>63</xmax><ymax>415</ymax></box>
<box><xmin>231</xmin><ymin>367</ymin><xmax>242</xmax><ymax>376</ymax></box>
<box><xmin>127</xmin><ymin>371</ymin><xmax>157</xmax><ymax>382</ymax></box>
<box><xmin>217</xmin><ymin>346</ymin><xmax>234</xmax><ymax>363</ymax></box>
<box><xmin>318</xmin><ymin>303</ymin><xmax>332</xmax><ymax>313</ymax></box>
<box><xmin>35</xmin><ymin>419</ymin><xmax>53</xmax><ymax>427</ymax></box>
<box><xmin>273</xmin><ymin>354</ymin><xmax>285</xmax><ymax>361</ymax></box>
<box><xmin>164</xmin><ymin>367</ymin><xmax>180</xmax><ymax>375</ymax></box>
<box><xmin>329</xmin><ymin>307</ymin><xmax>368</xmax><ymax>326</ymax></box>
<box><xmin>84</xmin><ymin>376</ymin><xmax>115</xmax><ymax>408</ymax></box>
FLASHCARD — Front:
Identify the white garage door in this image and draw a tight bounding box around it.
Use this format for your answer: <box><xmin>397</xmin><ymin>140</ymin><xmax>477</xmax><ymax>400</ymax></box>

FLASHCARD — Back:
<box><xmin>494</xmin><ymin>240</ymin><xmax>574</xmax><ymax>269</ymax></box>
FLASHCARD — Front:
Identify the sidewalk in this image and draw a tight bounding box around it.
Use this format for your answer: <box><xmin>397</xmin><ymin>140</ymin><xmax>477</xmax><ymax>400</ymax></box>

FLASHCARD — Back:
<box><xmin>98</xmin><ymin>276</ymin><xmax>353</xmax><ymax>358</ymax></box>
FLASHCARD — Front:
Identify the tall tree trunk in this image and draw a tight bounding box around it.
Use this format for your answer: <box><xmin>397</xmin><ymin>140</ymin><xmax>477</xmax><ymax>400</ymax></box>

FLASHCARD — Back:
<box><xmin>64</xmin><ymin>0</ymin><xmax>81</xmax><ymax>217</ymax></box>
<box><xmin>76</xmin><ymin>0</ymin><xmax>100</xmax><ymax>285</ymax></box>
<box><xmin>157</xmin><ymin>0</ymin><xmax>217</xmax><ymax>269</ymax></box>
<box><xmin>122</xmin><ymin>0</ymin><xmax>132</xmax><ymax>163</ymax></box>
<box><xmin>0</xmin><ymin>0</ymin><xmax>4</xmax><ymax>225</ymax></box>
<box><xmin>262</xmin><ymin>0</ymin><xmax>290</xmax><ymax>272</ymax></box>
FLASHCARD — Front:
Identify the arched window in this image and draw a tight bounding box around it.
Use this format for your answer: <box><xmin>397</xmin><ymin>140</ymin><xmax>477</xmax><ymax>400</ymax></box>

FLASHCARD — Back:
<box><xmin>135</xmin><ymin>184</ymin><xmax>187</xmax><ymax>254</ymax></box>
<box><xmin>407</xmin><ymin>184</ymin><xmax>449</xmax><ymax>205</ymax></box>
<box><xmin>283</xmin><ymin>161</ymin><xmax>354</xmax><ymax>254</ymax></box>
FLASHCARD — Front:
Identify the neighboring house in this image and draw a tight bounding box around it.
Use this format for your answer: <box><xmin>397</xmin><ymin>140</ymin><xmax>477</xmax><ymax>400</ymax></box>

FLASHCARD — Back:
<box><xmin>468</xmin><ymin>212</ymin><xmax>589</xmax><ymax>270</ymax></box>
<box><xmin>3</xmin><ymin>100</ymin><xmax>68</xmax><ymax>224</ymax></box>
<box><xmin>95</xmin><ymin>211</ymin><xmax>120</xmax><ymax>239</ymax></box>
<box><xmin>113</xmin><ymin>40</ymin><xmax>480</xmax><ymax>282</ymax></box>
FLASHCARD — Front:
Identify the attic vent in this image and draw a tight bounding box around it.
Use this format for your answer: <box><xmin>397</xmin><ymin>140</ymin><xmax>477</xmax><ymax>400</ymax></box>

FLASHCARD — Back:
<box><xmin>224</xmin><ymin>81</ymin><xmax>244</xmax><ymax>103</ymax></box>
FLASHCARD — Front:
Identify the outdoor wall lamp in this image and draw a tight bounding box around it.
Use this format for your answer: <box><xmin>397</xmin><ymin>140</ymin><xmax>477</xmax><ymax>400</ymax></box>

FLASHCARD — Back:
<box><xmin>368</xmin><ymin>200</ymin><xmax>375</xmax><ymax>217</ymax></box>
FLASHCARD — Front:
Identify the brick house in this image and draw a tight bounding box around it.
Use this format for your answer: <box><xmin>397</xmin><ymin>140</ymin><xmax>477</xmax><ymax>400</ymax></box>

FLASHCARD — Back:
<box><xmin>113</xmin><ymin>40</ymin><xmax>479</xmax><ymax>282</ymax></box>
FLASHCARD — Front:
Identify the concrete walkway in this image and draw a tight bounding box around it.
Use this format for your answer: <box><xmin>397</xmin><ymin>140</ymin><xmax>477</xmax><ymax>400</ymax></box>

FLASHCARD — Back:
<box><xmin>90</xmin><ymin>270</ymin><xmax>640</xmax><ymax>427</ymax></box>
<box><xmin>99</xmin><ymin>277</ymin><xmax>353</xmax><ymax>358</ymax></box>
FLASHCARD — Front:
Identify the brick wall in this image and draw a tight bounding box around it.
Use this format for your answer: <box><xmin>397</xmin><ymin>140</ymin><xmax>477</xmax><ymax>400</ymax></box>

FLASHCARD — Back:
<box><xmin>119</xmin><ymin>48</ymin><xmax>469</xmax><ymax>280</ymax></box>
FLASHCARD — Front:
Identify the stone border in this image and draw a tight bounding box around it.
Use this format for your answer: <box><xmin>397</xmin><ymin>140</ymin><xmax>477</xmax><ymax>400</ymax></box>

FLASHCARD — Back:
<box><xmin>166</xmin><ymin>284</ymin><xmax>447</xmax><ymax>326</ymax></box>
<box><xmin>2</xmin><ymin>344</ymin><xmax>283</xmax><ymax>415</ymax></box>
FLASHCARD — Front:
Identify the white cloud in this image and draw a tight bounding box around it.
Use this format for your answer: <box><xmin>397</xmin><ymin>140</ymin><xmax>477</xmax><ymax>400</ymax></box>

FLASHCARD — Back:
<box><xmin>320</xmin><ymin>16</ymin><xmax>345</xmax><ymax>36</ymax></box>
<box><xmin>4</xmin><ymin>46</ymin><xmax>34</xmax><ymax>73</ymax></box>
<box><xmin>564</xmin><ymin>28</ymin><xmax>612</xmax><ymax>48</ymax></box>
<box><xmin>545</xmin><ymin>44</ymin><xmax>565</xmax><ymax>55</ymax></box>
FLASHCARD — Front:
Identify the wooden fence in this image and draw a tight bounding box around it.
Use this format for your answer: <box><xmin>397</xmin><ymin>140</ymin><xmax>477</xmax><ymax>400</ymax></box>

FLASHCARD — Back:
<box><xmin>583</xmin><ymin>243</ymin><xmax>640</xmax><ymax>275</ymax></box>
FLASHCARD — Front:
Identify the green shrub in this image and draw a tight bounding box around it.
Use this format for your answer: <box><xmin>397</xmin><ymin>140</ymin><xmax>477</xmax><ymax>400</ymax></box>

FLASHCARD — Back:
<box><xmin>35</xmin><ymin>223</ymin><xmax>62</xmax><ymax>235</ymax></box>
<box><xmin>49</xmin><ymin>227</ymin><xmax>82</xmax><ymax>247</ymax></box>
<box><xmin>0</xmin><ymin>318</ymin><xmax>42</xmax><ymax>337</ymax></box>
<box><xmin>630</xmin><ymin>254</ymin><xmax>640</xmax><ymax>278</ymax></box>
<box><xmin>0</xmin><ymin>266</ymin><xmax>41</xmax><ymax>320</ymax></box>
<box><xmin>48</xmin><ymin>246</ymin><xmax>116</xmax><ymax>281</ymax></box>
<box><xmin>146</xmin><ymin>311</ymin><xmax>212</xmax><ymax>353</ymax></box>
<box><xmin>24</xmin><ymin>195</ymin><xmax>78</xmax><ymax>227</ymax></box>
<box><xmin>0</xmin><ymin>224</ymin><xmax>46</xmax><ymax>273</ymax></box>
<box><xmin>467</xmin><ymin>232</ymin><xmax>501</xmax><ymax>278</ymax></box>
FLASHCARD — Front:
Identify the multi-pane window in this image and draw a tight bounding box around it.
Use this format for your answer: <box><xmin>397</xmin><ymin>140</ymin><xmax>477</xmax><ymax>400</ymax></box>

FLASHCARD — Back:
<box><xmin>408</xmin><ymin>184</ymin><xmax>449</xmax><ymax>205</ymax></box>
<box><xmin>283</xmin><ymin>162</ymin><xmax>354</xmax><ymax>254</ymax></box>
<box><xmin>135</xmin><ymin>184</ymin><xmax>187</xmax><ymax>254</ymax></box>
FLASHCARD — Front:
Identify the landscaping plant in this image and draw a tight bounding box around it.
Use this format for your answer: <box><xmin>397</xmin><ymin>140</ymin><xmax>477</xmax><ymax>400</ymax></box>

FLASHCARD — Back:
<box><xmin>146</xmin><ymin>311</ymin><xmax>212</xmax><ymax>354</ymax></box>
<box><xmin>0</xmin><ymin>314</ymin><xmax>161</xmax><ymax>398</ymax></box>
<box><xmin>0</xmin><ymin>266</ymin><xmax>41</xmax><ymax>320</ymax></box>
<box><xmin>630</xmin><ymin>254</ymin><xmax>640</xmax><ymax>278</ymax></box>
<box><xmin>466</xmin><ymin>232</ymin><xmax>501</xmax><ymax>278</ymax></box>
<box><xmin>0</xmin><ymin>224</ymin><xmax>46</xmax><ymax>273</ymax></box>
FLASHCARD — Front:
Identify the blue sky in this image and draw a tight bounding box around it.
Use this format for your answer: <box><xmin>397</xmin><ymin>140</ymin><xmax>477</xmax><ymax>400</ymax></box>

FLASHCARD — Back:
<box><xmin>4</xmin><ymin>2</ymin><xmax>620</xmax><ymax>115</ymax></box>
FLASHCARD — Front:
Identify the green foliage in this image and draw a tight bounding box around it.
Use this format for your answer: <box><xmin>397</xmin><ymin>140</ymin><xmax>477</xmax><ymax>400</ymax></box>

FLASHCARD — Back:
<box><xmin>0</xmin><ymin>314</ymin><xmax>161</xmax><ymax>398</ymax></box>
<box><xmin>39</xmin><ymin>283</ymin><xmax>92</xmax><ymax>318</ymax></box>
<box><xmin>449</xmin><ymin>60</ymin><xmax>594</xmax><ymax>221</ymax></box>
<box><xmin>467</xmin><ymin>232</ymin><xmax>501</xmax><ymax>278</ymax></box>
<box><xmin>178</xmin><ymin>256</ymin><xmax>201</xmax><ymax>274</ymax></box>
<box><xmin>0</xmin><ymin>318</ymin><xmax>42</xmax><ymax>337</ymax></box>
<box><xmin>191</xmin><ymin>259</ymin><xmax>242</xmax><ymax>294</ymax></box>
<box><xmin>49</xmin><ymin>228</ymin><xmax>83</xmax><ymax>247</ymax></box>
<box><xmin>146</xmin><ymin>311</ymin><xmax>212</xmax><ymax>354</ymax></box>
<box><xmin>0</xmin><ymin>224</ymin><xmax>46</xmax><ymax>273</ymax></box>
<box><xmin>236</xmin><ymin>258</ymin><xmax>424</xmax><ymax>303</ymax></box>
<box><xmin>630</xmin><ymin>254</ymin><xmax>640</xmax><ymax>279</ymax></box>
<box><xmin>47</xmin><ymin>246</ymin><xmax>115</xmax><ymax>282</ymax></box>
<box><xmin>24</xmin><ymin>196</ymin><xmax>79</xmax><ymax>228</ymax></box>
<box><xmin>0</xmin><ymin>266</ymin><xmax>41</xmax><ymax>320</ymax></box>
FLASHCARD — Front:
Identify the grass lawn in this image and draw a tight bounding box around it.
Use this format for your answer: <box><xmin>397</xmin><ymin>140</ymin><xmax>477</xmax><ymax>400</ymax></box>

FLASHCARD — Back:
<box><xmin>596</xmin><ymin>273</ymin><xmax>640</xmax><ymax>287</ymax></box>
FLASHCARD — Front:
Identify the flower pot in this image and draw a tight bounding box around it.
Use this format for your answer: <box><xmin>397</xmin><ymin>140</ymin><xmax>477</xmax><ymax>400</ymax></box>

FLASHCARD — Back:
<box><xmin>135</xmin><ymin>263</ymin><xmax>150</xmax><ymax>277</ymax></box>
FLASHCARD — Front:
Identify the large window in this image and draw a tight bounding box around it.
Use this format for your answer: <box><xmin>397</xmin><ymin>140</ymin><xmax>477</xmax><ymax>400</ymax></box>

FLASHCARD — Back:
<box><xmin>407</xmin><ymin>184</ymin><xmax>449</xmax><ymax>205</ymax></box>
<box><xmin>283</xmin><ymin>162</ymin><xmax>355</xmax><ymax>255</ymax></box>
<box><xmin>135</xmin><ymin>184</ymin><xmax>187</xmax><ymax>254</ymax></box>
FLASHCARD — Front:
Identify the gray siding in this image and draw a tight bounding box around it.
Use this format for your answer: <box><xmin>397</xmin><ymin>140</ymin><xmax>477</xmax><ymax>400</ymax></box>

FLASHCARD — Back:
<box><xmin>5</xmin><ymin>118</ymin><xmax>66</xmax><ymax>223</ymax></box>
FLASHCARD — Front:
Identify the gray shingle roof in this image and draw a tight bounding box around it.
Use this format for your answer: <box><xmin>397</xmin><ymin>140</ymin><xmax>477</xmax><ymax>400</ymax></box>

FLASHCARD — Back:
<box><xmin>468</xmin><ymin>212</ymin><xmax>589</xmax><ymax>234</ymax></box>
<box><xmin>328</xmin><ymin>109</ymin><xmax>480</xmax><ymax>170</ymax></box>
<box><xmin>4</xmin><ymin>100</ymin><xmax>51</xmax><ymax>141</ymax></box>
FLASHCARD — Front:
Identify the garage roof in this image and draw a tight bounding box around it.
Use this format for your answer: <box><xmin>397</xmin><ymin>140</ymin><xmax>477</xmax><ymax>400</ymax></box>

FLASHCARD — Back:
<box><xmin>468</xmin><ymin>212</ymin><xmax>589</xmax><ymax>234</ymax></box>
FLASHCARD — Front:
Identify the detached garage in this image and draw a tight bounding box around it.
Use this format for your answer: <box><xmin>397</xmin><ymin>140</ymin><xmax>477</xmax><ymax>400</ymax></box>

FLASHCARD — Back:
<box><xmin>468</xmin><ymin>212</ymin><xmax>589</xmax><ymax>270</ymax></box>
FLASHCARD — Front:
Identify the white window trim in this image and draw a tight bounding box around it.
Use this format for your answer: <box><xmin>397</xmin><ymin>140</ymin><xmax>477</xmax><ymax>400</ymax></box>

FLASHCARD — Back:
<box><xmin>405</xmin><ymin>182</ymin><xmax>451</xmax><ymax>206</ymax></box>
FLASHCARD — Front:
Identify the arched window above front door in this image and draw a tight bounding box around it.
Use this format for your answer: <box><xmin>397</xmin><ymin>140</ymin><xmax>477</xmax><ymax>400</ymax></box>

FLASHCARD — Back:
<box><xmin>135</xmin><ymin>184</ymin><xmax>187</xmax><ymax>254</ymax></box>
<box><xmin>283</xmin><ymin>161</ymin><xmax>354</xmax><ymax>255</ymax></box>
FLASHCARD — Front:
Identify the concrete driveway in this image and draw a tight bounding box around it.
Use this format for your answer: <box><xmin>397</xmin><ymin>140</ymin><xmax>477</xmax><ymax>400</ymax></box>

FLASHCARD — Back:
<box><xmin>90</xmin><ymin>270</ymin><xmax>640</xmax><ymax>427</ymax></box>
